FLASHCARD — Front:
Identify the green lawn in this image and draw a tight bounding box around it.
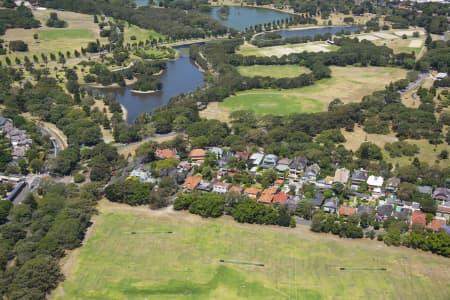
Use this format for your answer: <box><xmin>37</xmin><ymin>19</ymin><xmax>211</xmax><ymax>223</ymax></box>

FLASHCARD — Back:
<box><xmin>123</xmin><ymin>22</ymin><xmax>164</xmax><ymax>44</ymax></box>
<box><xmin>237</xmin><ymin>65</ymin><xmax>311</xmax><ymax>78</ymax></box>
<box><xmin>56</xmin><ymin>201</ymin><xmax>450</xmax><ymax>300</ymax></box>
<box><xmin>39</xmin><ymin>29</ymin><xmax>94</xmax><ymax>40</ymax></box>
<box><xmin>220</xmin><ymin>66</ymin><xmax>408</xmax><ymax>115</ymax></box>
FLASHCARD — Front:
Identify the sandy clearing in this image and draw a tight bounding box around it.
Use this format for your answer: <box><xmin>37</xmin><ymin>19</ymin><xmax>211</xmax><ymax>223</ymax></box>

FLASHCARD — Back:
<box><xmin>409</xmin><ymin>39</ymin><xmax>423</xmax><ymax>48</ymax></box>
<box><xmin>357</xmin><ymin>34</ymin><xmax>379</xmax><ymax>41</ymax></box>
<box><xmin>372</xmin><ymin>32</ymin><xmax>399</xmax><ymax>40</ymax></box>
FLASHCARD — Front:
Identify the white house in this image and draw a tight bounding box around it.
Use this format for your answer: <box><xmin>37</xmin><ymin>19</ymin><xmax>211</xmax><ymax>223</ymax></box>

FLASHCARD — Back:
<box><xmin>212</xmin><ymin>182</ymin><xmax>230</xmax><ymax>193</ymax></box>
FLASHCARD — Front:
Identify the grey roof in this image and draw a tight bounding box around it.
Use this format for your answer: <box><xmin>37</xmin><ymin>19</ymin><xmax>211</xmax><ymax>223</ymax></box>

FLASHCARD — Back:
<box><xmin>377</xmin><ymin>204</ymin><xmax>393</xmax><ymax>217</ymax></box>
<box><xmin>290</xmin><ymin>157</ymin><xmax>307</xmax><ymax>171</ymax></box>
<box><xmin>323</xmin><ymin>197</ymin><xmax>339</xmax><ymax>209</ymax></box>
<box><xmin>357</xmin><ymin>205</ymin><xmax>374</xmax><ymax>215</ymax></box>
<box><xmin>277</xmin><ymin>158</ymin><xmax>292</xmax><ymax>166</ymax></box>
<box><xmin>433</xmin><ymin>187</ymin><xmax>450</xmax><ymax>201</ymax></box>
<box><xmin>417</xmin><ymin>185</ymin><xmax>433</xmax><ymax>195</ymax></box>
<box><xmin>351</xmin><ymin>169</ymin><xmax>368</xmax><ymax>182</ymax></box>
<box><xmin>307</xmin><ymin>193</ymin><xmax>324</xmax><ymax>207</ymax></box>
<box><xmin>0</xmin><ymin>117</ymin><xmax>9</xmax><ymax>127</ymax></box>
<box><xmin>394</xmin><ymin>208</ymin><xmax>411</xmax><ymax>221</ymax></box>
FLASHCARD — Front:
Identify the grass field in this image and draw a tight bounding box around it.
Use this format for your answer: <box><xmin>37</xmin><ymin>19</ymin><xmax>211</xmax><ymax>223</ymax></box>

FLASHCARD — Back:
<box><xmin>237</xmin><ymin>65</ymin><xmax>310</xmax><ymax>78</ymax></box>
<box><xmin>237</xmin><ymin>41</ymin><xmax>338</xmax><ymax>57</ymax></box>
<box><xmin>1</xmin><ymin>9</ymin><xmax>106</xmax><ymax>63</ymax></box>
<box><xmin>121</xmin><ymin>21</ymin><xmax>164</xmax><ymax>45</ymax></box>
<box><xmin>55</xmin><ymin>200</ymin><xmax>450</xmax><ymax>300</ymax></box>
<box><xmin>220</xmin><ymin>66</ymin><xmax>408</xmax><ymax>115</ymax></box>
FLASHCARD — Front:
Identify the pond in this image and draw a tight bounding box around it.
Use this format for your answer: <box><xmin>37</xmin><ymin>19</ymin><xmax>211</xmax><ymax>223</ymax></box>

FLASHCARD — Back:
<box><xmin>96</xmin><ymin>46</ymin><xmax>204</xmax><ymax>124</ymax></box>
<box><xmin>210</xmin><ymin>6</ymin><xmax>293</xmax><ymax>30</ymax></box>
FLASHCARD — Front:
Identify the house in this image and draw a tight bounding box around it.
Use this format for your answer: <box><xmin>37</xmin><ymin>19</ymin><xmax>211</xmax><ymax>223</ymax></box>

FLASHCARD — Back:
<box><xmin>436</xmin><ymin>202</ymin><xmax>450</xmax><ymax>220</ymax></box>
<box><xmin>259</xmin><ymin>186</ymin><xmax>278</xmax><ymax>204</ymax></box>
<box><xmin>351</xmin><ymin>169</ymin><xmax>368</xmax><ymax>186</ymax></box>
<box><xmin>207</xmin><ymin>147</ymin><xmax>223</xmax><ymax>159</ymax></box>
<box><xmin>386</xmin><ymin>177</ymin><xmax>401</xmax><ymax>193</ymax></box>
<box><xmin>244</xmin><ymin>187</ymin><xmax>261</xmax><ymax>200</ymax></box>
<box><xmin>273</xmin><ymin>192</ymin><xmax>289</xmax><ymax>204</ymax></box>
<box><xmin>433</xmin><ymin>187</ymin><xmax>450</xmax><ymax>202</ymax></box>
<box><xmin>323</xmin><ymin>197</ymin><xmax>339</xmax><ymax>213</ymax></box>
<box><xmin>218</xmin><ymin>152</ymin><xmax>234</xmax><ymax>170</ymax></box>
<box><xmin>303</xmin><ymin>164</ymin><xmax>320</xmax><ymax>182</ymax></box>
<box><xmin>367</xmin><ymin>175</ymin><xmax>384</xmax><ymax>190</ymax></box>
<box><xmin>289</xmin><ymin>157</ymin><xmax>308</xmax><ymax>178</ymax></box>
<box><xmin>129</xmin><ymin>169</ymin><xmax>155</xmax><ymax>183</ymax></box>
<box><xmin>376</xmin><ymin>204</ymin><xmax>393</xmax><ymax>221</ymax></box>
<box><xmin>182</xmin><ymin>175</ymin><xmax>202</xmax><ymax>192</ymax></box>
<box><xmin>155</xmin><ymin>148</ymin><xmax>178</xmax><ymax>160</ymax></box>
<box><xmin>334</xmin><ymin>168</ymin><xmax>350</xmax><ymax>184</ymax></box>
<box><xmin>197</xmin><ymin>180</ymin><xmax>213</xmax><ymax>192</ymax></box>
<box><xmin>411</xmin><ymin>210</ymin><xmax>427</xmax><ymax>227</ymax></box>
<box><xmin>417</xmin><ymin>185</ymin><xmax>433</xmax><ymax>195</ymax></box>
<box><xmin>311</xmin><ymin>193</ymin><xmax>325</xmax><ymax>208</ymax></box>
<box><xmin>354</xmin><ymin>192</ymin><xmax>370</xmax><ymax>201</ymax></box>
<box><xmin>394</xmin><ymin>208</ymin><xmax>411</xmax><ymax>221</ymax></box>
<box><xmin>212</xmin><ymin>181</ymin><xmax>230</xmax><ymax>193</ymax></box>
<box><xmin>276</xmin><ymin>158</ymin><xmax>292</xmax><ymax>173</ymax></box>
<box><xmin>339</xmin><ymin>206</ymin><xmax>357</xmax><ymax>217</ymax></box>
<box><xmin>249</xmin><ymin>152</ymin><xmax>264</xmax><ymax>166</ymax></box>
<box><xmin>427</xmin><ymin>218</ymin><xmax>446</xmax><ymax>232</ymax></box>
<box><xmin>262</xmin><ymin>154</ymin><xmax>279</xmax><ymax>169</ymax></box>
<box><xmin>229</xmin><ymin>185</ymin><xmax>243</xmax><ymax>195</ymax></box>
<box><xmin>357</xmin><ymin>205</ymin><xmax>375</xmax><ymax>215</ymax></box>
<box><xmin>188</xmin><ymin>149</ymin><xmax>206</xmax><ymax>162</ymax></box>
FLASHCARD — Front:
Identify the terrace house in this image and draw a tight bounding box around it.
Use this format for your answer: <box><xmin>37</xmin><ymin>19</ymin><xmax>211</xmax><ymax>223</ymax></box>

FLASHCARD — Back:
<box><xmin>289</xmin><ymin>157</ymin><xmax>308</xmax><ymax>179</ymax></box>
<box><xmin>262</xmin><ymin>154</ymin><xmax>279</xmax><ymax>169</ymax></box>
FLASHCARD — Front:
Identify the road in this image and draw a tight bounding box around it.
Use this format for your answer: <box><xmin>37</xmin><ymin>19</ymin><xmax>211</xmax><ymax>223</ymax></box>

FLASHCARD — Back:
<box><xmin>400</xmin><ymin>71</ymin><xmax>430</xmax><ymax>95</ymax></box>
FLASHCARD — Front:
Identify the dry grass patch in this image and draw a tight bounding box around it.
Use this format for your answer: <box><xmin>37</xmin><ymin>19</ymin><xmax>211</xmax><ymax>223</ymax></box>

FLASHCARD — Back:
<box><xmin>341</xmin><ymin>126</ymin><xmax>398</xmax><ymax>152</ymax></box>
<box><xmin>200</xmin><ymin>102</ymin><xmax>231</xmax><ymax>123</ymax></box>
<box><xmin>237</xmin><ymin>41</ymin><xmax>337</xmax><ymax>57</ymax></box>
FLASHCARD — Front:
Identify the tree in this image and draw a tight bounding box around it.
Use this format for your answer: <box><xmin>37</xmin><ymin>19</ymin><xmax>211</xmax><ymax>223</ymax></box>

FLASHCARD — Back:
<box><xmin>296</xmin><ymin>200</ymin><xmax>314</xmax><ymax>220</ymax></box>
<box><xmin>356</xmin><ymin>142</ymin><xmax>383</xmax><ymax>160</ymax></box>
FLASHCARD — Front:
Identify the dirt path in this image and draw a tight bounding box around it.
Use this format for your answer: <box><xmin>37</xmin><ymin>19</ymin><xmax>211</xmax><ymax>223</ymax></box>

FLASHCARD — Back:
<box><xmin>21</xmin><ymin>113</ymin><xmax>68</xmax><ymax>150</ymax></box>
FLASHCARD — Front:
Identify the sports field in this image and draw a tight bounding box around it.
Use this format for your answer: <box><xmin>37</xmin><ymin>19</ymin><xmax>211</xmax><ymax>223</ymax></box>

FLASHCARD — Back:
<box><xmin>55</xmin><ymin>200</ymin><xmax>450</xmax><ymax>300</ymax></box>
<box><xmin>237</xmin><ymin>65</ymin><xmax>310</xmax><ymax>78</ymax></box>
<box><xmin>220</xmin><ymin>66</ymin><xmax>407</xmax><ymax>115</ymax></box>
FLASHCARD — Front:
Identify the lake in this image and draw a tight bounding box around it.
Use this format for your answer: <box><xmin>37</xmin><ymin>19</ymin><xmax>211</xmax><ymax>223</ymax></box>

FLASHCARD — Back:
<box><xmin>99</xmin><ymin>46</ymin><xmax>204</xmax><ymax>123</ymax></box>
<box><xmin>210</xmin><ymin>6</ymin><xmax>293</xmax><ymax>30</ymax></box>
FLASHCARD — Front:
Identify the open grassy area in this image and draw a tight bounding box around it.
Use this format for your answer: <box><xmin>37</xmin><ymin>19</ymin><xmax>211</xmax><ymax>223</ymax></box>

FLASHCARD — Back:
<box><xmin>56</xmin><ymin>200</ymin><xmax>450</xmax><ymax>300</ymax></box>
<box><xmin>220</xmin><ymin>66</ymin><xmax>408</xmax><ymax>115</ymax></box>
<box><xmin>237</xmin><ymin>65</ymin><xmax>310</xmax><ymax>78</ymax></box>
<box><xmin>237</xmin><ymin>41</ymin><xmax>338</xmax><ymax>57</ymax></box>
<box><xmin>1</xmin><ymin>9</ymin><xmax>106</xmax><ymax>63</ymax></box>
<box><xmin>341</xmin><ymin>127</ymin><xmax>450</xmax><ymax>167</ymax></box>
<box><xmin>122</xmin><ymin>21</ymin><xmax>164</xmax><ymax>45</ymax></box>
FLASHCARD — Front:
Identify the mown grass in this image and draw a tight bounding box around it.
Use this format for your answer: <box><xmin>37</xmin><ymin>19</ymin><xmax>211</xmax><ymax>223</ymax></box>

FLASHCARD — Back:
<box><xmin>56</xmin><ymin>201</ymin><xmax>450</xmax><ymax>300</ymax></box>
<box><xmin>39</xmin><ymin>29</ymin><xmax>94</xmax><ymax>40</ymax></box>
<box><xmin>220</xmin><ymin>66</ymin><xmax>407</xmax><ymax>115</ymax></box>
<box><xmin>237</xmin><ymin>65</ymin><xmax>310</xmax><ymax>78</ymax></box>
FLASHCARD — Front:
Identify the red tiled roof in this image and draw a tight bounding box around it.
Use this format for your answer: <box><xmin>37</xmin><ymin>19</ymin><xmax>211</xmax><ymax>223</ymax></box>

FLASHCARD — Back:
<box><xmin>427</xmin><ymin>219</ymin><xmax>446</xmax><ymax>232</ymax></box>
<box><xmin>339</xmin><ymin>206</ymin><xmax>357</xmax><ymax>216</ymax></box>
<box><xmin>155</xmin><ymin>148</ymin><xmax>178</xmax><ymax>159</ymax></box>
<box><xmin>182</xmin><ymin>175</ymin><xmax>202</xmax><ymax>191</ymax></box>
<box><xmin>259</xmin><ymin>187</ymin><xmax>278</xmax><ymax>203</ymax></box>
<box><xmin>214</xmin><ymin>181</ymin><xmax>230</xmax><ymax>188</ymax></box>
<box><xmin>437</xmin><ymin>205</ymin><xmax>450</xmax><ymax>213</ymax></box>
<box><xmin>273</xmin><ymin>192</ymin><xmax>289</xmax><ymax>204</ymax></box>
<box><xmin>244</xmin><ymin>187</ymin><xmax>261</xmax><ymax>195</ymax></box>
<box><xmin>188</xmin><ymin>149</ymin><xmax>206</xmax><ymax>159</ymax></box>
<box><xmin>411</xmin><ymin>210</ymin><xmax>427</xmax><ymax>227</ymax></box>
